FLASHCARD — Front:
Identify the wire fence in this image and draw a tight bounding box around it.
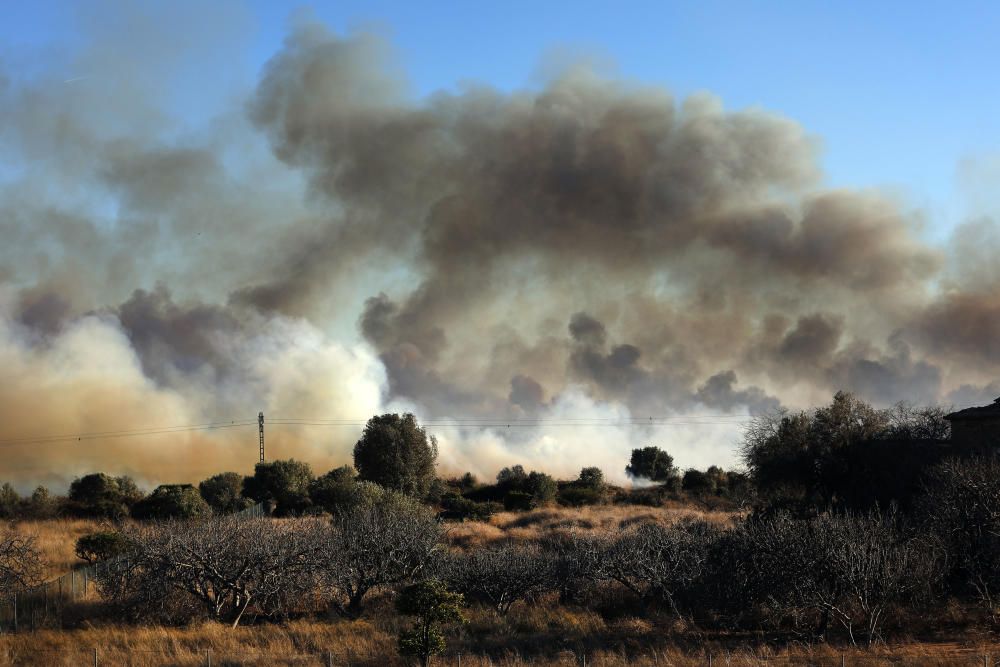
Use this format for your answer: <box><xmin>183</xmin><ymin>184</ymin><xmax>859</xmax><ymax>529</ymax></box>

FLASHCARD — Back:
<box><xmin>0</xmin><ymin>503</ymin><xmax>269</xmax><ymax>633</ymax></box>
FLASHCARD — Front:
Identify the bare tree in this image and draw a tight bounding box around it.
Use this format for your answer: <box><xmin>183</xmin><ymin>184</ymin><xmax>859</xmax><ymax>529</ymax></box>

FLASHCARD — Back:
<box><xmin>319</xmin><ymin>489</ymin><xmax>443</xmax><ymax>617</ymax></box>
<box><xmin>600</xmin><ymin>519</ymin><xmax>719</xmax><ymax>618</ymax></box>
<box><xmin>0</xmin><ymin>525</ymin><xmax>43</xmax><ymax>599</ymax></box>
<box><xmin>96</xmin><ymin>516</ymin><xmax>324</xmax><ymax>627</ymax></box>
<box><xmin>446</xmin><ymin>541</ymin><xmax>554</xmax><ymax>615</ymax></box>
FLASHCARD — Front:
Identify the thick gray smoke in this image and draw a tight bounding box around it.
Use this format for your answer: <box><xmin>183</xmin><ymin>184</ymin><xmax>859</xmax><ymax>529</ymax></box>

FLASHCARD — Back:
<box><xmin>2</xmin><ymin>6</ymin><xmax>999</xmax><ymax>489</ymax></box>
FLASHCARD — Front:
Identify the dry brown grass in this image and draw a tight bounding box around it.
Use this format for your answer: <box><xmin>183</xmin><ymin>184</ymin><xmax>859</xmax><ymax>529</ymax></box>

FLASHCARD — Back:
<box><xmin>0</xmin><ymin>618</ymin><xmax>995</xmax><ymax>666</ymax></box>
<box><xmin>10</xmin><ymin>519</ymin><xmax>101</xmax><ymax>578</ymax></box>
<box><xmin>447</xmin><ymin>504</ymin><xmax>740</xmax><ymax>549</ymax></box>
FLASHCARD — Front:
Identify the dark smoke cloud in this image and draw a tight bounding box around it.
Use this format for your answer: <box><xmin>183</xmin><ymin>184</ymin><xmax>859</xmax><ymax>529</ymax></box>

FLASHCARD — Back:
<box><xmin>3</xmin><ymin>8</ymin><xmax>1000</xmax><ymax>487</ymax></box>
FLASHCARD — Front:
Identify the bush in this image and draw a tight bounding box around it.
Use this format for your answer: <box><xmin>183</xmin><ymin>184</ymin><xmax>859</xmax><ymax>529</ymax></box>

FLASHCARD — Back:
<box><xmin>557</xmin><ymin>486</ymin><xmax>603</xmax><ymax>507</ymax></box>
<box><xmin>309</xmin><ymin>465</ymin><xmax>359</xmax><ymax>513</ymax></box>
<box><xmin>67</xmin><ymin>473</ymin><xmax>144</xmax><ymax>518</ymax></box>
<box><xmin>626</xmin><ymin>446</ymin><xmax>677</xmax><ymax>482</ymax></box>
<box><xmin>75</xmin><ymin>531</ymin><xmax>131</xmax><ymax>565</ymax></box>
<box><xmin>131</xmin><ymin>484</ymin><xmax>211</xmax><ymax>520</ymax></box>
<box><xmin>242</xmin><ymin>459</ymin><xmax>313</xmax><ymax>516</ymax></box>
<box><xmin>504</xmin><ymin>491</ymin><xmax>534</xmax><ymax>511</ymax></box>
<box><xmin>198</xmin><ymin>473</ymin><xmax>252</xmax><ymax>514</ymax></box>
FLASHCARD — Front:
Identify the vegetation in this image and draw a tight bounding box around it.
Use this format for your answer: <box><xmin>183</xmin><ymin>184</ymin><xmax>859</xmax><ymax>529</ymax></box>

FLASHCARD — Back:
<box><xmin>354</xmin><ymin>413</ymin><xmax>438</xmax><ymax>499</ymax></box>
<box><xmin>5</xmin><ymin>398</ymin><xmax>1000</xmax><ymax>658</ymax></box>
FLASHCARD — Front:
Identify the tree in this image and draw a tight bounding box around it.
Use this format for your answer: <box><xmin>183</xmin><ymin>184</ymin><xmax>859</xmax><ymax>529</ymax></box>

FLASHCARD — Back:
<box><xmin>68</xmin><ymin>473</ymin><xmax>144</xmax><ymax>518</ymax></box>
<box><xmin>682</xmin><ymin>469</ymin><xmax>716</xmax><ymax>495</ymax></box>
<box><xmin>242</xmin><ymin>459</ymin><xmax>314</xmax><ymax>515</ymax></box>
<box><xmin>96</xmin><ymin>517</ymin><xmax>324</xmax><ymax>627</ymax></box>
<box><xmin>525</xmin><ymin>471</ymin><xmax>557</xmax><ymax>504</ymax></box>
<box><xmin>353</xmin><ymin>413</ymin><xmax>438</xmax><ymax>498</ymax></box>
<box><xmin>25</xmin><ymin>486</ymin><xmax>58</xmax><ymax>519</ymax></box>
<box><xmin>320</xmin><ymin>488</ymin><xmax>442</xmax><ymax>616</ymax></box>
<box><xmin>199</xmin><ymin>473</ymin><xmax>252</xmax><ymax>514</ymax></box>
<box><xmin>625</xmin><ymin>446</ymin><xmax>677</xmax><ymax>482</ymax></box>
<box><xmin>396</xmin><ymin>580</ymin><xmax>465</xmax><ymax>667</ymax></box>
<box><xmin>131</xmin><ymin>484</ymin><xmax>211</xmax><ymax>520</ymax></box>
<box><xmin>577</xmin><ymin>467</ymin><xmax>605</xmax><ymax>490</ymax></box>
<box><xmin>0</xmin><ymin>484</ymin><xmax>20</xmax><ymax>519</ymax></box>
<box><xmin>496</xmin><ymin>465</ymin><xmax>527</xmax><ymax>489</ymax></box>
<box><xmin>446</xmin><ymin>542</ymin><xmax>554</xmax><ymax>615</ymax></box>
<box><xmin>0</xmin><ymin>525</ymin><xmax>44</xmax><ymax>599</ymax></box>
<box><xmin>75</xmin><ymin>531</ymin><xmax>131</xmax><ymax>565</ymax></box>
<box><xmin>309</xmin><ymin>465</ymin><xmax>360</xmax><ymax>513</ymax></box>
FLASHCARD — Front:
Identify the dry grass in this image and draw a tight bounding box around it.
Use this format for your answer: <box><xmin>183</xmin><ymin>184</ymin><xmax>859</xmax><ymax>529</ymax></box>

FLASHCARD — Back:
<box><xmin>0</xmin><ymin>618</ymin><xmax>995</xmax><ymax>666</ymax></box>
<box><xmin>447</xmin><ymin>504</ymin><xmax>739</xmax><ymax>549</ymax></box>
<box><xmin>10</xmin><ymin>519</ymin><xmax>101</xmax><ymax>578</ymax></box>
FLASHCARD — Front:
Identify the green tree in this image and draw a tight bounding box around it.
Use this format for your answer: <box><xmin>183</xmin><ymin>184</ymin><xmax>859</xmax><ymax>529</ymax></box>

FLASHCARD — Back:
<box><xmin>25</xmin><ymin>486</ymin><xmax>58</xmax><ymax>519</ymax></box>
<box><xmin>242</xmin><ymin>459</ymin><xmax>314</xmax><ymax>515</ymax></box>
<box><xmin>577</xmin><ymin>467</ymin><xmax>605</xmax><ymax>490</ymax></box>
<box><xmin>68</xmin><ymin>473</ymin><xmax>144</xmax><ymax>518</ymax></box>
<box><xmin>396</xmin><ymin>579</ymin><xmax>465</xmax><ymax>667</ymax></box>
<box><xmin>309</xmin><ymin>465</ymin><xmax>359</xmax><ymax>513</ymax></box>
<box><xmin>682</xmin><ymin>469</ymin><xmax>716</xmax><ymax>495</ymax></box>
<box><xmin>525</xmin><ymin>471</ymin><xmax>557</xmax><ymax>504</ymax></box>
<box><xmin>0</xmin><ymin>484</ymin><xmax>20</xmax><ymax>519</ymax></box>
<box><xmin>353</xmin><ymin>414</ymin><xmax>438</xmax><ymax>498</ymax></box>
<box><xmin>625</xmin><ymin>447</ymin><xmax>677</xmax><ymax>482</ymax></box>
<box><xmin>199</xmin><ymin>473</ymin><xmax>252</xmax><ymax>514</ymax></box>
<box><xmin>496</xmin><ymin>465</ymin><xmax>527</xmax><ymax>489</ymax></box>
<box><xmin>131</xmin><ymin>484</ymin><xmax>211</xmax><ymax>520</ymax></box>
<box><xmin>75</xmin><ymin>531</ymin><xmax>131</xmax><ymax>565</ymax></box>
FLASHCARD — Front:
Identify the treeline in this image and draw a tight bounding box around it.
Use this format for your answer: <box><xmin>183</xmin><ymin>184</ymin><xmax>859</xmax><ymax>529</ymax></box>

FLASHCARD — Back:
<box><xmin>0</xmin><ymin>413</ymin><xmax>745</xmax><ymax>521</ymax></box>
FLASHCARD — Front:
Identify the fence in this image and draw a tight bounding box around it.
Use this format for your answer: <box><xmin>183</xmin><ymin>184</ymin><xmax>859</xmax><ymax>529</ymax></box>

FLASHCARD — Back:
<box><xmin>0</xmin><ymin>503</ymin><xmax>268</xmax><ymax>633</ymax></box>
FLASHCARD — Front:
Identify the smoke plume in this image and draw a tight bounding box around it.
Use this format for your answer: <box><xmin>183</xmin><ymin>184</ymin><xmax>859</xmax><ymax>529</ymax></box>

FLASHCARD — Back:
<box><xmin>2</xmin><ymin>5</ymin><xmax>999</xmax><ymax>489</ymax></box>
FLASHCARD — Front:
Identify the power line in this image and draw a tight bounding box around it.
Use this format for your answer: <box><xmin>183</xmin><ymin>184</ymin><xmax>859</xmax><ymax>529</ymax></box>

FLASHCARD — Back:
<box><xmin>0</xmin><ymin>413</ymin><xmax>756</xmax><ymax>447</ymax></box>
<box><xmin>0</xmin><ymin>420</ymin><xmax>256</xmax><ymax>447</ymax></box>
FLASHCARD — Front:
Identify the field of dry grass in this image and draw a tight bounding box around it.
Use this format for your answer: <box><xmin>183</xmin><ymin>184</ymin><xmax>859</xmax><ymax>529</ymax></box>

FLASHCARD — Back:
<box><xmin>10</xmin><ymin>519</ymin><xmax>101</xmax><ymax>578</ymax></box>
<box><xmin>0</xmin><ymin>615</ymin><xmax>996</xmax><ymax>666</ymax></box>
<box><xmin>446</xmin><ymin>504</ymin><xmax>740</xmax><ymax>549</ymax></box>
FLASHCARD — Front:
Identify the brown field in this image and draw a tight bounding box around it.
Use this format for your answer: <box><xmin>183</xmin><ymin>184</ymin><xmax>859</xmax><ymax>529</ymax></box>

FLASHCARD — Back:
<box><xmin>446</xmin><ymin>504</ymin><xmax>740</xmax><ymax>550</ymax></box>
<box><xmin>10</xmin><ymin>519</ymin><xmax>101</xmax><ymax>578</ymax></box>
<box><xmin>0</xmin><ymin>614</ymin><xmax>996</xmax><ymax>666</ymax></box>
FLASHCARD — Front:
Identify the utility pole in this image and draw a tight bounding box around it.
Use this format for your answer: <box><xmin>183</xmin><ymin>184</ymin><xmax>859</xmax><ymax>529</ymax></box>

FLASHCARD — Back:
<box><xmin>258</xmin><ymin>412</ymin><xmax>265</xmax><ymax>463</ymax></box>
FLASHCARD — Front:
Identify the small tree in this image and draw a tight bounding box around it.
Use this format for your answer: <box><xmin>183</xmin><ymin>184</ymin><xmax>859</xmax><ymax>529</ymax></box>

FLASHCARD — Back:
<box><xmin>525</xmin><ymin>471</ymin><xmax>557</xmax><ymax>504</ymax></box>
<box><xmin>626</xmin><ymin>447</ymin><xmax>677</xmax><ymax>482</ymax></box>
<box><xmin>682</xmin><ymin>469</ymin><xmax>716</xmax><ymax>495</ymax></box>
<box><xmin>354</xmin><ymin>414</ymin><xmax>438</xmax><ymax>498</ymax></box>
<box><xmin>131</xmin><ymin>484</ymin><xmax>211</xmax><ymax>520</ymax></box>
<box><xmin>75</xmin><ymin>531</ymin><xmax>131</xmax><ymax>565</ymax></box>
<box><xmin>309</xmin><ymin>466</ymin><xmax>359</xmax><ymax>513</ymax></box>
<box><xmin>0</xmin><ymin>525</ymin><xmax>43</xmax><ymax>599</ymax></box>
<box><xmin>396</xmin><ymin>579</ymin><xmax>465</xmax><ymax>667</ymax></box>
<box><xmin>242</xmin><ymin>459</ymin><xmax>314</xmax><ymax>515</ymax></box>
<box><xmin>578</xmin><ymin>467</ymin><xmax>605</xmax><ymax>490</ymax></box>
<box><xmin>0</xmin><ymin>484</ymin><xmax>20</xmax><ymax>519</ymax></box>
<box><xmin>199</xmin><ymin>473</ymin><xmax>252</xmax><ymax>514</ymax></box>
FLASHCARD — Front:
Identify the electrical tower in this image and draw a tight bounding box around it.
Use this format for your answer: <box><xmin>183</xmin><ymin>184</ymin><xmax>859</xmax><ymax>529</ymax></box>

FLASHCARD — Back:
<box><xmin>258</xmin><ymin>411</ymin><xmax>265</xmax><ymax>463</ymax></box>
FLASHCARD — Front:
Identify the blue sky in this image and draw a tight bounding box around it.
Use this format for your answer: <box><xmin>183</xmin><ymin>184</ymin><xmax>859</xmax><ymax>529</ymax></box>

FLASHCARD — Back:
<box><xmin>4</xmin><ymin>1</ymin><xmax>1000</xmax><ymax>237</ymax></box>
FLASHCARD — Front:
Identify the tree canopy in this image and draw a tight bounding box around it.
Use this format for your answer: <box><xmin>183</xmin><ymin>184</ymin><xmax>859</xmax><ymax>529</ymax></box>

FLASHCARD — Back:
<box><xmin>353</xmin><ymin>413</ymin><xmax>438</xmax><ymax>498</ymax></box>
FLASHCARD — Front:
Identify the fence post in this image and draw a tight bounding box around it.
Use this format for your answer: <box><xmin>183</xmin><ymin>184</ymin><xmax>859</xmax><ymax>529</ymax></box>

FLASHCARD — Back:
<box><xmin>328</xmin><ymin>650</ymin><xmax>334</xmax><ymax>667</ymax></box>
<box><xmin>458</xmin><ymin>653</ymin><xmax>462</xmax><ymax>667</ymax></box>
<box><xmin>93</xmin><ymin>647</ymin><xmax>98</xmax><ymax>667</ymax></box>
<box><xmin>708</xmin><ymin>653</ymin><xmax>712</xmax><ymax>667</ymax></box>
<box><xmin>12</xmin><ymin>593</ymin><xmax>16</xmax><ymax>633</ymax></box>
<box><xmin>841</xmin><ymin>654</ymin><xmax>845</xmax><ymax>667</ymax></box>
<box><xmin>206</xmin><ymin>647</ymin><xmax>212</xmax><ymax>667</ymax></box>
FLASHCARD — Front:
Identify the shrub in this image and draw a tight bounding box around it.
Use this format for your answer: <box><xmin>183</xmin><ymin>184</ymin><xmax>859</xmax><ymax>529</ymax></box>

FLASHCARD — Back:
<box><xmin>354</xmin><ymin>413</ymin><xmax>438</xmax><ymax>499</ymax></box>
<box><xmin>199</xmin><ymin>473</ymin><xmax>252</xmax><ymax>514</ymax></box>
<box><xmin>131</xmin><ymin>484</ymin><xmax>211</xmax><ymax>520</ymax></box>
<box><xmin>75</xmin><ymin>531</ymin><xmax>131</xmax><ymax>565</ymax></box>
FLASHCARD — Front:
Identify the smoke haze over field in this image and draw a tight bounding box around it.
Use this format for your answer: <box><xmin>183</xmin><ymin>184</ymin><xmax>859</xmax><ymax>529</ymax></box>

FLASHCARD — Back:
<box><xmin>3</xmin><ymin>5</ymin><xmax>1000</xmax><ymax>490</ymax></box>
